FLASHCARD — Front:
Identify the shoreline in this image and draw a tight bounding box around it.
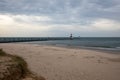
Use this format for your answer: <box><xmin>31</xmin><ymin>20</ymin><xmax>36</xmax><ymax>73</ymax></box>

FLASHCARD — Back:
<box><xmin>0</xmin><ymin>43</ymin><xmax>120</xmax><ymax>80</ymax></box>
<box><xmin>21</xmin><ymin>42</ymin><xmax>120</xmax><ymax>55</ymax></box>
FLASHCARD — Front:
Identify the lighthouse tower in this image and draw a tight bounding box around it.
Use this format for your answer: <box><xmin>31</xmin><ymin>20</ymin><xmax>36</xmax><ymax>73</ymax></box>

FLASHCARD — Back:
<box><xmin>70</xmin><ymin>34</ymin><xmax>73</xmax><ymax>40</ymax></box>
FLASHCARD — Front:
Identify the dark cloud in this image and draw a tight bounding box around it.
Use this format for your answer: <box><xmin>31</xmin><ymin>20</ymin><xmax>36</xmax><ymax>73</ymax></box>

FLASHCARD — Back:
<box><xmin>0</xmin><ymin>0</ymin><xmax>120</xmax><ymax>22</ymax></box>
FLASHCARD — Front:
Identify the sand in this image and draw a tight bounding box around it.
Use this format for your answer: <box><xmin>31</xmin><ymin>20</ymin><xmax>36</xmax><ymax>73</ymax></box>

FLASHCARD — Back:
<box><xmin>0</xmin><ymin>43</ymin><xmax>120</xmax><ymax>80</ymax></box>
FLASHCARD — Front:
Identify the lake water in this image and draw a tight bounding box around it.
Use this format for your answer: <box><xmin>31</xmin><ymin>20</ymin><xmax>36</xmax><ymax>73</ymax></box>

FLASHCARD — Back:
<box><xmin>25</xmin><ymin>37</ymin><xmax>120</xmax><ymax>52</ymax></box>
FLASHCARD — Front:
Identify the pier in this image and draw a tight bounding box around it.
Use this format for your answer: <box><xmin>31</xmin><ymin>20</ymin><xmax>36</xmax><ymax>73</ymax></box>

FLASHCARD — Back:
<box><xmin>0</xmin><ymin>37</ymin><xmax>80</xmax><ymax>43</ymax></box>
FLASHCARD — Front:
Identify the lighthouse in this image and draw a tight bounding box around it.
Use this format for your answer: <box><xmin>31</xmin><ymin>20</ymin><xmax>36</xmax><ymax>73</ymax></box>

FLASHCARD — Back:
<box><xmin>70</xmin><ymin>34</ymin><xmax>73</xmax><ymax>40</ymax></box>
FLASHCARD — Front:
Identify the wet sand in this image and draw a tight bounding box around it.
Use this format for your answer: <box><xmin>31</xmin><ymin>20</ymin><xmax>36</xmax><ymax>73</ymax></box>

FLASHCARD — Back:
<box><xmin>0</xmin><ymin>43</ymin><xmax>120</xmax><ymax>80</ymax></box>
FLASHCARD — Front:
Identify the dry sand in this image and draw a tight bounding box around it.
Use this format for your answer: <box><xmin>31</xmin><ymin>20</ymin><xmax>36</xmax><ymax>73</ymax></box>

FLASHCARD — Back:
<box><xmin>0</xmin><ymin>43</ymin><xmax>120</xmax><ymax>80</ymax></box>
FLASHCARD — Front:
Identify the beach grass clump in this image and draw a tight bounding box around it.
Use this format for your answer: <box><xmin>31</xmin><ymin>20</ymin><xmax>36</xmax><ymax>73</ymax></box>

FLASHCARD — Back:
<box><xmin>0</xmin><ymin>48</ymin><xmax>7</xmax><ymax>56</ymax></box>
<box><xmin>12</xmin><ymin>55</ymin><xmax>30</xmax><ymax>77</ymax></box>
<box><xmin>0</xmin><ymin>48</ymin><xmax>29</xmax><ymax>77</ymax></box>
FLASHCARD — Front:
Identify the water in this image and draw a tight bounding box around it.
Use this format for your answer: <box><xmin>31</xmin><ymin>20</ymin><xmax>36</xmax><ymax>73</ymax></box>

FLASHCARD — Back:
<box><xmin>24</xmin><ymin>37</ymin><xmax>120</xmax><ymax>52</ymax></box>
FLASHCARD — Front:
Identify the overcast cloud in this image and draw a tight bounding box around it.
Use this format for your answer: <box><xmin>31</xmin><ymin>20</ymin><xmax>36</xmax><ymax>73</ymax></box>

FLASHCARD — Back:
<box><xmin>0</xmin><ymin>0</ymin><xmax>120</xmax><ymax>37</ymax></box>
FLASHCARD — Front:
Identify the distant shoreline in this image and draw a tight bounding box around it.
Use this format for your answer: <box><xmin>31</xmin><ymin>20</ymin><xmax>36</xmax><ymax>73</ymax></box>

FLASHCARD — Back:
<box><xmin>20</xmin><ymin>42</ymin><xmax>120</xmax><ymax>55</ymax></box>
<box><xmin>1</xmin><ymin>40</ymin><xmax>120</xmax><ymax>55</ymax></box>
<box><xmin>1</xmin><ymin>42</ymin><xmax>120</xmax><ymax>54</ymax></box>
<box><xmin>44</xmin><ymin>44</ymin><xmax>120</xmax><ymax>55</ymax></box>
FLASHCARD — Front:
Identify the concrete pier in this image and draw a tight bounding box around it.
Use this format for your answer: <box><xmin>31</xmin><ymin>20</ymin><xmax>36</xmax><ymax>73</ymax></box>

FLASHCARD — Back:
<box><xmin>0</xmin><ymin>37</ymin><xmax>79</xmax><ymax>43</ymax></box>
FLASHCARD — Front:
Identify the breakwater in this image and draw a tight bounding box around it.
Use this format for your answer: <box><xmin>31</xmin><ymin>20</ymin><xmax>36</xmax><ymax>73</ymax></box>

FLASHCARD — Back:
<box><xmin>0</xmin><ymin>37</ymin><xmax>80</xmax><ymax>43</ymax></box>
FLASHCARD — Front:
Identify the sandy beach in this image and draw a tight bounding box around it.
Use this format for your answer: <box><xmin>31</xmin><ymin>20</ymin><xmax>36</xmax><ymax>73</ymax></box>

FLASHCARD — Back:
<box><xmin>0</xmin><ymin>43</ymin><xmax>120</xmax><ymax>80</ymax></box>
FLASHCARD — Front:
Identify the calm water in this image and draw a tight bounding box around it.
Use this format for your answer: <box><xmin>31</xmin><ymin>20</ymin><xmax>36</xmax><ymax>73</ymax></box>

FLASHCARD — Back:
<box><xmin>25</xmin><ymin>37</ymin><xmax>120</xmax><ymax>52</ymax></box>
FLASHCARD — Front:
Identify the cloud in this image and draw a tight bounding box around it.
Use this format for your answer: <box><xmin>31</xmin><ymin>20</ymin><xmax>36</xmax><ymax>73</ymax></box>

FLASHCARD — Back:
<box><xmin>91</xmin><ymin>19</ymin><xmax>120</xmax><ymax>31</ymax></box>
<box><xmin>0</xmin><ymin>14</ymin><xmax>14</xmax><ymax>25</ymax></box>
<box><xmin>0</xmin><ymin>14</ymin><xmax>53</xmax><ymax>37</ymax></box>
<box><xmin>46</xmin><ymin>18</ymin><xmax>120</xmax><ymax>37</ymax></box>
<box><xmin>0</xmin><ymin>0</ymin><xmax>120</xmax><ymax>37</ymax></box>
<box><xmin>1</xmin><ymin>0</ymin><xmax>120</xmax><ymax>20</ymax></box>
<box><xmin>12</xmin><ymin>15</ymin><xmax>52</xmax><ymax>24</ymax></box>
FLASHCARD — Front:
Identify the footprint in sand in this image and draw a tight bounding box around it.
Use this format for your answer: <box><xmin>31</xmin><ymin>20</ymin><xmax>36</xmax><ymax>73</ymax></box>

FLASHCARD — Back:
<box><xmin>58</xmin><ymin>57</ymin><xmax>62</xmax><ymax>59</ymax></box>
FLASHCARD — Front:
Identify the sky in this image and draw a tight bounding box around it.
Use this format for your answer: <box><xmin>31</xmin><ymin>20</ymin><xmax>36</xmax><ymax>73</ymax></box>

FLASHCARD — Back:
<box><xmin>0</xmin><ymin>0</ymin><xmax>120</xmax><ymax>37</ymax></box>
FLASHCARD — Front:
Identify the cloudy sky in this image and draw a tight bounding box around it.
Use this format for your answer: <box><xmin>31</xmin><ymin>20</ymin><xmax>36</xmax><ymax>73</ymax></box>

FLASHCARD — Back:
<box><xmin>0</xmin><ymin>0</ymin><xmax>120</xmax><ymax>37</ymax></box>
